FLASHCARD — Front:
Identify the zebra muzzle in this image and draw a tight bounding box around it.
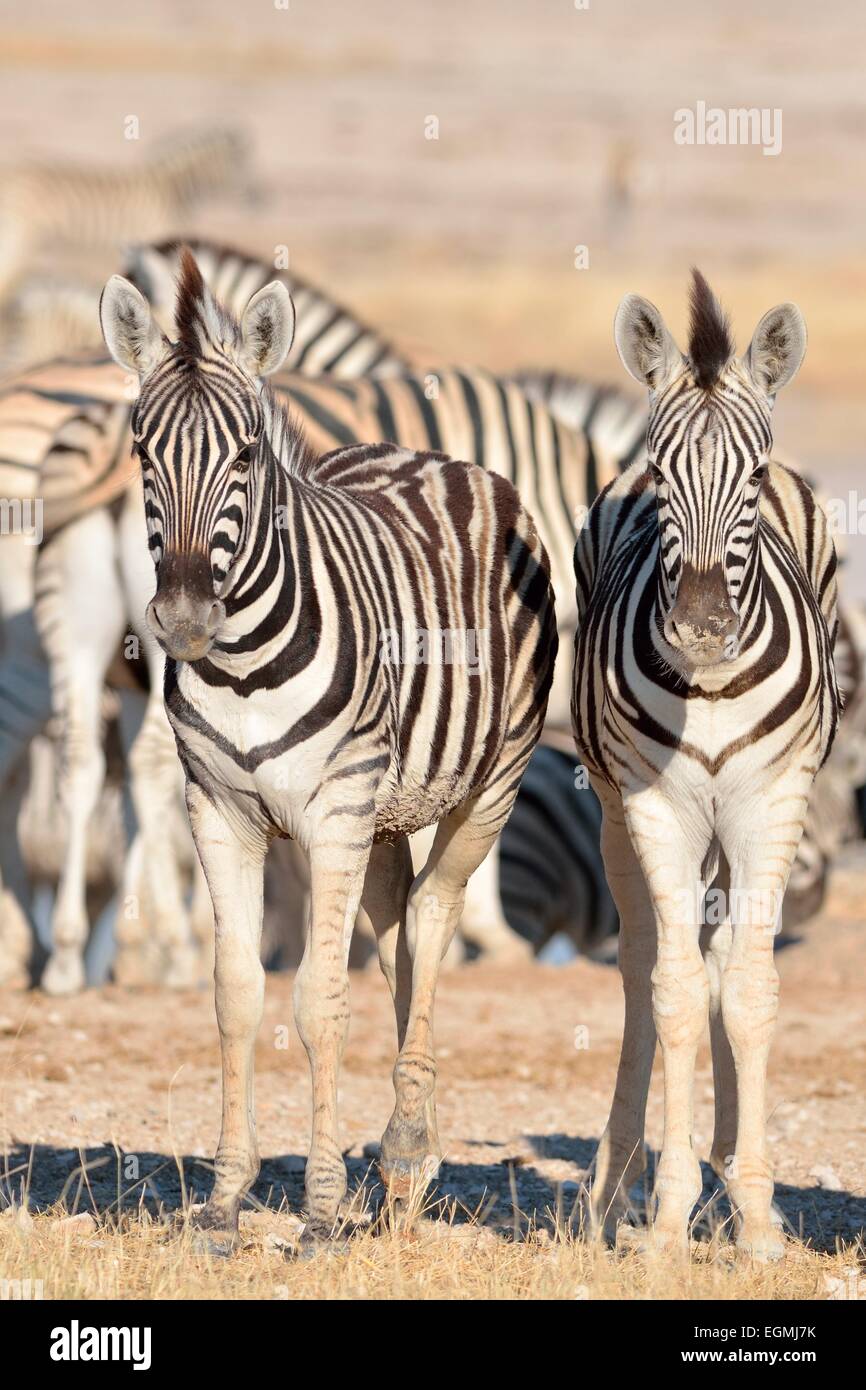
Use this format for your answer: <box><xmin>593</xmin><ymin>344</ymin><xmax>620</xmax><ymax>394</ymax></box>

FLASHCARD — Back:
<box><xmin>146</xmin><ymin>590</ymin><xmax>225</xmax><ymax>662</ymax></box>
<box><xmin>664</xmin><ymin>562</ymin><xmax>738</xmax><ymax>663</ymax></box>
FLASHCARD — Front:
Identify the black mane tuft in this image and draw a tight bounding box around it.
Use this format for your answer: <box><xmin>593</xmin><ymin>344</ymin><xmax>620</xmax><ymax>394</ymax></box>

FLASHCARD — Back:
<box><xmin>174</xmin><ymin>245</ymin><xmax>207</xmax><ymax>355</ymax></box>
<box><xmin>688</xmin><ymin>268</ymin><xmax>734</xmax><ymax>389</ymax></box>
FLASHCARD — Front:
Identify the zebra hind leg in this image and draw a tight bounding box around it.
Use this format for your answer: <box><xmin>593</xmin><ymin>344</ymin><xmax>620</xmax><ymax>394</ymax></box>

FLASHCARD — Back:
<box><xmin>292</xmin><ymin>831</ymin><xmax>372</xmax><ymax>1244</ymax></box>
<box><xmin>183</xmin><ymin>783</ymin><xmax>266</xmax><ymax>1247</ymax></box>
<box><xmin>589</xmin><ymin>794</ymin><xmax>656</xmax><ymax>1240</ymax></box>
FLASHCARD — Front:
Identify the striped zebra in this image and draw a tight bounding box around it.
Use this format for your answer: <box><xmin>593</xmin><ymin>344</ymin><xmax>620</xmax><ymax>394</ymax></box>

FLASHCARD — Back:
<box><xmin>18</xmin><ymin>244</ymin><xmax>628</xmax><ymax>992</ymax></box>
<box><xmin>0</xmin><ymin>126</ymin><xmax>250</xmax><ymax>302</ymax></box>
<box><xmin>98</xmin><ymin>251</ymin><xmax>557</xmax><ymax>1243</ymax></box>
<box><xmin>572</xmin><ymin>272</ymin><xmax>840</xmax><ymax>1259</ymax></box>
<box><xmin>0</xmin><ymin>240</ymin><xmax>411</xmax><ymax>988</ymax></box>
<box><xmin>31</xmin><ymin>360</ymin><xmax>602</xmax><ymax>993</ymax></box>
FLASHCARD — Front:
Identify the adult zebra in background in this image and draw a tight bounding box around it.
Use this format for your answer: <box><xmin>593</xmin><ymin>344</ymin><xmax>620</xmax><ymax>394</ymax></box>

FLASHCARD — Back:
<box><xmin>573</xmin><ymin>272</ymin><xmax>839</xmax><ymax>1259</ymax></box>
<box><xmin>0</xmin><ymin>126</ymin><xmax>252</xmax><ymax>305</ymax></box>
<box><xmin>98</xmin><ymin>251</ymin><xmax>557</xmax><ymax>1243</ymax></box>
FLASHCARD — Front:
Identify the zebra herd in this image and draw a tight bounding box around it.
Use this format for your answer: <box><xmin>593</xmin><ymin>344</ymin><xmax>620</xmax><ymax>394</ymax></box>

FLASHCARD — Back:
<box><xmin>0</xmin><ymin>193</ymin><xmax>860</xmax><ymax>1251</ymax></box>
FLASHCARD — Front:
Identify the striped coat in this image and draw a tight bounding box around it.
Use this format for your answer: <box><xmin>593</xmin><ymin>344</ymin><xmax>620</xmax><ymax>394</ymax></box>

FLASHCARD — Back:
<box><xmin>99</xmin><ymin>252</ymin><xmax>556</xmax><ymax>1242</ymax></box>
<box><xmin>573</xmin><ymin>272</ymin><xmax>840</xmax><ymax>1261</ymax></box>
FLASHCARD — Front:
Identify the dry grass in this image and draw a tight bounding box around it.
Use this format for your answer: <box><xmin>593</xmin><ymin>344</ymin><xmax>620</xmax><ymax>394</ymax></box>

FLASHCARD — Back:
<box><xmin>0</xmin><ymin>1200</ymin><xmax>860</xmax><ymax>1301</ymax></box>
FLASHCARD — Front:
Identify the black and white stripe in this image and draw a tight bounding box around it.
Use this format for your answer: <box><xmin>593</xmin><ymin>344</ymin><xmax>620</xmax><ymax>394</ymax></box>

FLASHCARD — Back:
<box><xmin>573</xmin><ymin>272</ymin><xmax>840</xmax><ymax>1257</ymax></box>
<box><xmin>100</xmin><ymin>248</ymin><xmax>557</xmax><ymax>1237</ymax></box>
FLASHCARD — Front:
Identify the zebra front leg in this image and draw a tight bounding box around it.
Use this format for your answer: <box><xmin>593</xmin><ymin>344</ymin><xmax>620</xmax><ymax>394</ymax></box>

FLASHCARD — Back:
<box><xmin>702</xmin><ymin>858</ymin><xmax>785</xmax><ymax>1244</ymax></box>
<box><xmin>590</xmin><ymin>795</ymin><xmax>657</xmax><ymax>1237</ymax></box>
<box><xmin>625</xmin><ymin>791</ymin><xmax>710</xmax><ymax>1256</ymax></box>
<box><xmin>718</xmin><ymin>786</ymin><xmax>809</xmax><ymax>1262</ymax></box>
<box><xmin>380</xmin><ymin>806</ymin><xmax>499</xmax><ymax>1199</ymax></box>
<box><xmin>185</xmin><ymin>782</ymin><xmax>266</xmax><ymax>1241</ymax></box>
<box><xmin>700</xmin><ymin>854</ymin><xmax>738</xmax><ymax>1185</ymax></box>
<box><xmin>0</xmin><ymin>755</ymin><xmax>41</xmax><ymax>988</ymax></box>
<box><xmin>293</xmin><ymin>830</ymin><xmax>372</xmax><ymax>1239</ymax></box>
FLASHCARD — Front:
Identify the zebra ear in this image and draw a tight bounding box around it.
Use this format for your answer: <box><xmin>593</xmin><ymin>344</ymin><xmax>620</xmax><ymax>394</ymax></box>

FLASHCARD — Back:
<box><xmin>745</xmin><ymin>303</ymin><xmax>807</xmax><ymax>397</ymax></box>
<box><xmin>238</xmin><ymin>281</ymin><xmax>295</xmax><ymax>377</ymax></box>
<box><xmin>99</xmin><ymin>274</ymin><xmax>166</xmax><ymax>377</ymax></box>
<box><xmin>614</xmin><ymin>293</ymin><xmax>683</xmax><ymax>390</ymax></box>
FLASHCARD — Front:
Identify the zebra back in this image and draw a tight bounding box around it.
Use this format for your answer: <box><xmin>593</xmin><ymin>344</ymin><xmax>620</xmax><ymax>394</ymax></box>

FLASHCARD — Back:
<box><xmin>511</xmin><ymin>370</ymin><xmax>647</xmax><ymax>485</ymax></box>
<box><xmin>0</xmin><ymin>237</ymin><xmax>407</xmax><ymax>530</ymax></box>
<box><xmin>123</xmin><ymin>239</ymin><xmax>407</xmax><ymax>379</ymax></box>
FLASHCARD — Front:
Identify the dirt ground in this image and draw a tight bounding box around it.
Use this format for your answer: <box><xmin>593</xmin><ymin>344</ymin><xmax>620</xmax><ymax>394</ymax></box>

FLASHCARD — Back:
<box><xmin>1</xmin><ymin>847</ymin><xmax>863</xmax><ymax>1298</ymax></box>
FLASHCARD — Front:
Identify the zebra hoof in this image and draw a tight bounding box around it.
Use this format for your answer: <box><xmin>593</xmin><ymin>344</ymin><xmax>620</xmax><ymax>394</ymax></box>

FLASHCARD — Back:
<box><xmin>41</xmin><ymin>949</ymin><xmax>86</xmax><ymax>997</ymax></box>
<box><xmin>615</xmin><ymin>1222</ymin><xmax>690</xmax><ymax>1261</ymax></box>
<box><xmin>184</xmin><ymin>1201</ymin><xmax>240</xmax><ymax>1255</ymax></box>
<box><xmin>378</xmin><ymin>1151</ymin><xmax>440</xmax><ymax>1203</ymax></box>
<box><xmin>735</xmin><ymin>1228</ymin><xmax>786</xmax><ymax>1263</ymax></box>
<box><xmin>294</xmin><ymin>1220</ymin><xmax>350</xmax><ymax>1260</ymax></box>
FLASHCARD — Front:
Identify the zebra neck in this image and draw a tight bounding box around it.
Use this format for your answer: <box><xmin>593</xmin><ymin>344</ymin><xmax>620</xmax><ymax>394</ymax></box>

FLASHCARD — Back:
<box><xmin>206</xmin><ymin>430</ymin><xmax>317</xmax><ymax>678</ymax></box>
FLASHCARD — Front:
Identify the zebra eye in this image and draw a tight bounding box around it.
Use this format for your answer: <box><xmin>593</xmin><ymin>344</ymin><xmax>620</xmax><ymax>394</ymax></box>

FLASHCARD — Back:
<box><xmin>235</xmin><ymin>444</ymin><xmax>253</xmax><ymax>467</ymax></box>
<box><xmin>751</xmin><ymin>462</ymin><xmax>767</xmax><ymax>484</ymax></box>
<box><xmin>649</xmin><ymin>461</ymin><xmax>665</xmax><ymax>486</ymax></box>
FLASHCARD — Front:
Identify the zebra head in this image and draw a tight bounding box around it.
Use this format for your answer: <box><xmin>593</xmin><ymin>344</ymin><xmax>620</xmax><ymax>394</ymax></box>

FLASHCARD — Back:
<box><xmin>614</xmin><ymin>269</ymin><xmax>807</xmax><ymax>668</ymax></box>
<box><xmin>99</xmin><ymin>248</ymin><xmax>295</xmax><ymax>662</ymax></box>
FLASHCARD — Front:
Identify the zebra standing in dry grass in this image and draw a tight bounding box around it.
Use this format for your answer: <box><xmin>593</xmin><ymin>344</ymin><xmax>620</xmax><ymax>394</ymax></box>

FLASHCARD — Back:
<box><xmin>98</xmin><ymin>251</ymin><xmax>556</xmax><ymax>1243</ymax></box>
<box><xmin>573</xmin><ymin>272</ymin><xmax>839</xmax><ymax>1259</ymax></box>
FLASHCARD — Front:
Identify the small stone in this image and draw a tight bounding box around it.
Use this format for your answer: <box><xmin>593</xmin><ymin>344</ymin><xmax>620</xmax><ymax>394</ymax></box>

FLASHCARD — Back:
<box><xmin>809</xmin><ymin>1165</ymin><xmax>843</xmax><ymax>1191</ymax></box>
<box><xmin>59</xmin><ymin>1211</ymin><xmax>98</xmax><ymax>1233</ymax></box>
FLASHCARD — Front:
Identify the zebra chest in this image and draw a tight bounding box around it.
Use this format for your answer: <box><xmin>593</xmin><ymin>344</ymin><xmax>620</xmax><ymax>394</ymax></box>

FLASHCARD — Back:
<box><xmin>166</xmin><ymin>673</ymin><xmax>353</xmax><ymax>836</ymax></box>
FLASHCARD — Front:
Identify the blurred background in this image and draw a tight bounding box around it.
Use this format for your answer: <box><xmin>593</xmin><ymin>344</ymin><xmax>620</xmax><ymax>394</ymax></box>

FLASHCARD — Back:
<box><xmin>1</xmin><ymin>0</ymin><xmax>863</xmax><ymax>577</ymax></box>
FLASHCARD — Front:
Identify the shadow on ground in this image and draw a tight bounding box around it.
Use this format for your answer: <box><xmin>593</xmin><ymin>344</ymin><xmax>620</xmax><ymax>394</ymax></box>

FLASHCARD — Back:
<box><xmin>2</xmin><ymin>1137</ymin><xmax>863</xmax><ymax>1253</ymax></box>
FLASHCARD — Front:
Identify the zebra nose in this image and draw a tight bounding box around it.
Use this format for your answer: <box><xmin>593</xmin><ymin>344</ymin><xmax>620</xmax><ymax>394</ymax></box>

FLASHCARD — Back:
<box><xmin>146</xmin><ymin>593</ymin><xmax>225</xmax><ymax>662</ymax></box>
<box><xmin>666</xmin><ymin>563</ymin><xmax>737</xmax><ymax>650</ymax></box>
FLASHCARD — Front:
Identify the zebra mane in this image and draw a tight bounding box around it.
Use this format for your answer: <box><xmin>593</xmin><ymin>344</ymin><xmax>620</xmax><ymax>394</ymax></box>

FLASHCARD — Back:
<box><xmin>171</xmin><ymin>247</ymin><xmax>316</xmax><ymax>477</ymax></box>
<box><xmin>262</xmin><ymin>392</ymin><xmax>317</xmax><ymax>479</ymax></box>
<box><xmin>688</xmin><ymin>269</ymin><xmax>734</xmax><ymax>390</ymax></box>
<box><xmin>174</xmin><ymin>245</ymin><xmax>238</xmax><ymax>360</ymax></box>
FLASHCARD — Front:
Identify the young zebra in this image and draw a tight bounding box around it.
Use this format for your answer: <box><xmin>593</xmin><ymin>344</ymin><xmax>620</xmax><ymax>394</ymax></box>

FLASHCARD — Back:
<box><xmin>98</xmin><ymin>251</ymin><xmax>556</xmax><ymax>1241</ymax></box>
<box><xmin>573</xmin><ymin>272</ymin><xmax>839</xmax><ymax>1259</ymax></box>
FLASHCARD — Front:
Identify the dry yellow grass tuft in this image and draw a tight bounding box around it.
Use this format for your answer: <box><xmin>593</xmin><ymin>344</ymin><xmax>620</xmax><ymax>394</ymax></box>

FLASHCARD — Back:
<box><xmin>0</xmin><ymin>1202</ymin><xmax>860</xmax><ymax>1301</ymax></box>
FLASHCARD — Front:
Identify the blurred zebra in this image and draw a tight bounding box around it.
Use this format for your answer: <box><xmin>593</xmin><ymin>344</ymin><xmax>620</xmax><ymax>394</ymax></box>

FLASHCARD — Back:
<box><xmin>0</xmin><ymin>126</ymin><xmax>250</xmax><ymax>301</ymax></box>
